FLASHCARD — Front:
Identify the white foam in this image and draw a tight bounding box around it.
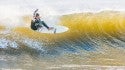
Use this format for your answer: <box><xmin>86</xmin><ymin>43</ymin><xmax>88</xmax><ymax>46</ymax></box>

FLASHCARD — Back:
<box><xmin>22</xmin><ymin>38</ymin><xmax>45</xmax><ymax>51</ymax></box>
<box><xmin>1</xmin><ymin>68</ymin><xmax>22</xmax><ymax>70</ymax></box>
<box><xmin>0</xmin><ymin>38</ymin><xmax>18</xmax><ymax>48</ymax></box>
<box><xmin>47</xmin><ymin>64</ymin><xmax>125</xmax><ymax>69</ymax></box>
<box><xmin>0</xmin><ymin>5</ymin><xmax>26</xmax><ymax>27</ymax></box>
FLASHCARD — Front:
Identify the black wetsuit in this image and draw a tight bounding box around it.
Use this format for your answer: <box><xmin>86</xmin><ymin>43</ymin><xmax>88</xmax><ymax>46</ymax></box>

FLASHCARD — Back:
<box><xmin>31</xmin><ymin>18</ymin><xmax>49</xmax><ymax>30</ymax></box>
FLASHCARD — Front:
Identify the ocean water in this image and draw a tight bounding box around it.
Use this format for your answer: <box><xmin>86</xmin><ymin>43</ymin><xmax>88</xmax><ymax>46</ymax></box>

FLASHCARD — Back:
<box><xmin>0</xmin><ymin>0</ymin><xmax>125</xmax><ymax>70</ymax></box>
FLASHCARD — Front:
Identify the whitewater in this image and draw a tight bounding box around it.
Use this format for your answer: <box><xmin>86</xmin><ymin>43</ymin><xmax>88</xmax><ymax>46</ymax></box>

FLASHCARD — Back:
<box><xmin>0</xmin><ymin>0</ymin><xmax>125</xmax><ymax>70</ymax></box>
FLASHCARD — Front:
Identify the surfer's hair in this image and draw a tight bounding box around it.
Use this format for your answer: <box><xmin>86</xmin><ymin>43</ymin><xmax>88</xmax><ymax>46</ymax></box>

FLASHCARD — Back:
<box><xmin>36</xmin><ymin>13</ymin><xmax>39</xmax><ymax>17</ymax></box>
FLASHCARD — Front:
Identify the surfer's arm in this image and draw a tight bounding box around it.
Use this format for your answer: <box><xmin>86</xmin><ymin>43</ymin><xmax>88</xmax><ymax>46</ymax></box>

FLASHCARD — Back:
<box><xmin>33</xmin><ymin>9</ymin><xmax>38</xmax><ymax>18</ymax></box>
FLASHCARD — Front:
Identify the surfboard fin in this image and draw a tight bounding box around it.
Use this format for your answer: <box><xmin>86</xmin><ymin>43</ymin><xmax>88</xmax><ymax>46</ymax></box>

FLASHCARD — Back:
<box><xmin>54</xmin><ymin>28</ymin><xmax>57</xmax><ymax>34</ymax></box>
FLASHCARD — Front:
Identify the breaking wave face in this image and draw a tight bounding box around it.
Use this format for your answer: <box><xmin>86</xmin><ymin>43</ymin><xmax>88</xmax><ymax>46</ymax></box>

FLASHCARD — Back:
<box><xmin>0</xmin><ymin>11</ymin><xmax>125</xmax><ymax>66</ymax></box>
<box><xmin>0</xmin><ymin>11</ymin><xmax>125</xmax><ymax>55</ymax></box>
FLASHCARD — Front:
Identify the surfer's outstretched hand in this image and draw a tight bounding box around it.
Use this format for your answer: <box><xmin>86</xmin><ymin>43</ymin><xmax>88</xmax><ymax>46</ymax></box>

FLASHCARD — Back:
<box><xmin>34</xmin><ymin>9</ymin><xmax>38</xmax><ymax>13</ymax></box>
<box><xmin>48</xmin><ymin>27</ymin><xmax>54</xmax><ymax>30</ymax></box>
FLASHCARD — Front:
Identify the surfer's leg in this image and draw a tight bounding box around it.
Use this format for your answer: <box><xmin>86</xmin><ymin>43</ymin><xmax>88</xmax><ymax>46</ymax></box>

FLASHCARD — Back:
<box><xmin>39</xmin><ymin>21</ymin><xmax>49</xmax><ymax>29</ymax></box>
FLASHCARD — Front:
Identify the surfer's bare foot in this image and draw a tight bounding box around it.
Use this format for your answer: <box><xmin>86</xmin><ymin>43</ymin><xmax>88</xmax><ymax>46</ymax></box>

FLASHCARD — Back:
<box><xmin>48</xmin><ymin>27</ymin><xmax>54</xmax><ymax>30</ymax></box>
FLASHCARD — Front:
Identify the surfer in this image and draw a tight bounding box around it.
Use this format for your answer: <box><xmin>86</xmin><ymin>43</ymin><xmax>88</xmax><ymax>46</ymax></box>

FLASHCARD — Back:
<box><xmin>31</xmin><ymin>9</ymin><xmax>53</xmax><ymax>30</ymax></box>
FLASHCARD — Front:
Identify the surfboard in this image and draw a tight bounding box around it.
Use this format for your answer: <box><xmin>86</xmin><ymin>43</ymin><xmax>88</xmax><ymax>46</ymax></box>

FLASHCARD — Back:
<box><xmin>37</xmin><ymin>25</ymin><xmax>69</xmax><ymax>34</ymax></box>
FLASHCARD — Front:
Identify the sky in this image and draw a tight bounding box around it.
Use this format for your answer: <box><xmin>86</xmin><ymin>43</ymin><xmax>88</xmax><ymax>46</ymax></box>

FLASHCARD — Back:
<box><xmin>0</xmin><ymin>0</ymin><xmax>125</xmax><ymax>27</ymax></box>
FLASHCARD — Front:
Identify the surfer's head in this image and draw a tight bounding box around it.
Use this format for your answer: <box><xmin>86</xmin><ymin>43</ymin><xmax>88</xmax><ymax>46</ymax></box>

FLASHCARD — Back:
<box><xmin>36</xmin><ymin>13</ymin><xmax>40</xmax><ymax>17</ymax></box>
<box><xmin>35</xmin><ymin>13</ymin><xmax>41</xmax><ymax>19</ymax></box>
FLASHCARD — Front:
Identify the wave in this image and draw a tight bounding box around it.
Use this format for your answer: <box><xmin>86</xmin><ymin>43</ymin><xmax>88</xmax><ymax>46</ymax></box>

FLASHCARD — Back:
<box><xmin>0</xmin><ymin>11</ymin><xmax>125</xmax><ymax>58</ymax></box>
